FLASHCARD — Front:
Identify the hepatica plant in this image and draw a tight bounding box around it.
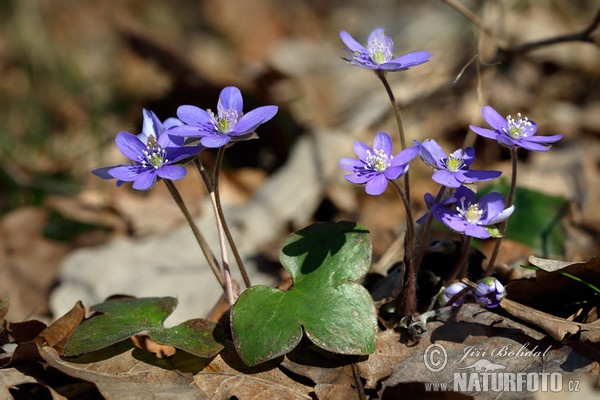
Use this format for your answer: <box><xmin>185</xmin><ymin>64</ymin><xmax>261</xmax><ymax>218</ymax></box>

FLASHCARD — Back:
<box><xmin>66</xmin><ymin>24</ymin><xmax>565</xmax><ymax>367</ymax></box>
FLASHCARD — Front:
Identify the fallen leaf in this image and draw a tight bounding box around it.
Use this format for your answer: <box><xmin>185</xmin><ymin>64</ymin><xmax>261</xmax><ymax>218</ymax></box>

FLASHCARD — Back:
<box><xmin>35</xmin><ymin>301</ymin><xmax>85</xmax><ymax>352</ymax></box>
<box><xmin>40</xmin><ymin>344</ymin><xmax>207</xmax><ymax>400</ymax></box>
<box><xmin>194</xmin><ymin>342</ymin><xmax>313</xmax><ymax>399</ymax></box>
<box><xmin>499</xmin><ymin>298</ymin><xmax>581</xmax><ymax>341</ymax></box>
<box><xmin>528</xmin><ymin>255</ymin><xmax>589</xmax><ymax>272</ymax></box>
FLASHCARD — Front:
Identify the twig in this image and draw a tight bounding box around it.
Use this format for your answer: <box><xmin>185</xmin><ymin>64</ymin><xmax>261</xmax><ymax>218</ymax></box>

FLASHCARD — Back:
<box><xmin>444</xmin><ymin>0</ymin><xmax>600</xmax><ymax>64</ymax></box>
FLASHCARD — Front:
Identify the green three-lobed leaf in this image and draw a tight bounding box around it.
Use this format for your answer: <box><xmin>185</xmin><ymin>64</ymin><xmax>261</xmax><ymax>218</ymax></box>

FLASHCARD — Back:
<box><xmin>63</xmin><ymin>297</ymin><xmax>224</xmax><ymax>358</ymax></box>
<box><xmin>231</xmin><ymin>221</ymin><xmax>377</xmax><ymax>366</ymax></box>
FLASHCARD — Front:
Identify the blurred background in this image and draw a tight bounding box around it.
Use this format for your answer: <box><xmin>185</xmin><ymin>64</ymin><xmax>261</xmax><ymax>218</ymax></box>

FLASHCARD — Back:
<box><xmin>1</xmin><ymin>0</ymin><xmax>599</xmax><ymax>322</ymax></box>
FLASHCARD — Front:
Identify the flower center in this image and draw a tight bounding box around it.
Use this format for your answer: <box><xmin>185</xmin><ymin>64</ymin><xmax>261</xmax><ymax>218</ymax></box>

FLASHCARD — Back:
<box><xmin>365</xmin><ymin>149</ymin><xmax>392</xmax><ymax>173</ymax></box>
<box><xmin>444</xmin><ymin>155</ymin><xmax>464</xmax><ymax>172</ymax></box>
<box><xmin>458</xmin><ymin>198</ymin><xmax>484</xmax><ymax>224</ymax></box>
<box><xmin>503</xmin><ymin>113</ymin><xmax>532</xmax><ymax>139</ymax></box>
<box><xmin>210</xmin><ymin>105</ymin><xmax>240</xmax><ymax>134</ymax></box>
<box><xmin>139</xmin><ymin>136</ymin><xmax>168</xmax><ymax>169</ymax></box>
<box><xmin>367</xmin><ymin>39</ymin><xmax>393</xmax><ymax>65</ymax></box>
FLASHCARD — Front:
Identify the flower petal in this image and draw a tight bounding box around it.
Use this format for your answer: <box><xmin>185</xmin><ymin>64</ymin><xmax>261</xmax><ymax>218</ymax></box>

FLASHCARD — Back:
<box><xmin>481</xmin><ymin>106</ymin><xmax>508</xmax><ymax>131</ymax></box>
<box><xmin>432</xmin><ymin>170</ymin><xmax>460</xmax><ymax>188</ymax></box>
<box><xmin>92</xmin><ymin>166</ymin><xmax>118</xmax><ymax>180</ymax></box>
<box><xmin>132</xmin><ymin>171</ymin><xmax>158</xmax><ymax>190</ymax></box>
<box><xmin>167</xmin><ymin>125</ymin><xmax>207</xmax><ymax>138</ymax></box>
<box><xmin>524</xmin><ymin>134</ymin><xmax>563</xmax><ymax>143</ymax></box>
<box><xmin>218</xmin><ymin>86</ymin><xmax>244</xmax><ymax>115</ymax></box>
<box><xmin>391</xmin><ymin>144</ymin><xmax>420</xmax><ymax>166</ymax></box>
<box><xmin>469</xmin><ymin>125</ymin><xmax>498</xmax><ymax>139</ymax></box>
<box><xmin>157</xmin><ymin>165</ymin><xmax>187</xmax><ymax>181</ymax></box>
<box><xmin>344</xmin><ymin>173</ymin><xmax>372</xmax><ymax>184</ymax></box>
<box><xmin>231</xmin><ymin>105</ymin><xmax>278</xmax><ymax>136</ymax></box>
<box><xmin>367</xmin><ymin>27</ymin><xmax>386</xmax><ymax>44</ymax></box>
<box><xmin>488</xmin><ymin>204</ymin><xmax>515</xmax><ymax>224</ymax></box>
<box><xmin>340</xmin><ymin>31</ymin><xmax>366</xmax><ymax>53</ymax></box>
<box><xmin>339</xmin><ymin>157</ymin><xmax>365</xmax><ymax>173</ymax></box>
<box><xmin>140</xmin><ymin>109</ymin><xmax>162</xmax><ymax>143</ymax></box>
<box><xmin>365</xmin><ymin>174</ymin><xmax>388</xmax><ymax>195</ymax></box>
<box><xmin>464</xmin><ymin>224</ymin><xmax>491</xmax><ymax>239</ymax></box>
<box><xmin>353</xmin><ymin>141</ymin><xmax>371</xmax><ymax>161</ymax></box>
<box><xmin>108</xmin><ymin>164</ymin><xmax>146</xmax><ymax>182</ymax></box>
<box><xmin>177</xmin><ymin>105</ymin><xmax>213</xmax><ymax>126</ymax></box>
<box><xmin>478</xmin><ymin>192</ymin><xmax>506</xmax><ymax>220</ymax></box>
<box><xmin>419</xmin><ymin>139</ymin><xmax>446</xmax><ymax>168</ymax></box>
<box><xmin>200</xmin><ymin>134</ymin><xmax>231</xmax><ymax>148</ymax></box>
<box><xmin>462</xmin><ymin>169</ymin><xmax>502</xmax><ymax>182</ymax></box>
<box><xmin>373</xmin><ymin>132</ymin><xmax>393</xmax><ymax>154</ymax></box>
<box><xmin>115</xmin><ymin>132</ymin><xmax>145</xmax><ymax>161</ymax></box>
<box><xmin>384</xmin><ymin>164</ymin><xmax>408</xmax><ymax>180</ymax></box>
<box><xmin>387</xmin><ymin>51</ymin><xmax>432</xmax><ymax>68</ymax></box>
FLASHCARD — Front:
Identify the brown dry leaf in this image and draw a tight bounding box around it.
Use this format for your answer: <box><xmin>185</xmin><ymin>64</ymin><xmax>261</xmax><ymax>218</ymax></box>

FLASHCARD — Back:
<box><xmin>130</xmin><ymin>335</ymin><xmax>176</xmax><ymax>359</ymax></box>
<box><xmin>0</xmin><ymin>207</ymin><xmax>70</xmax><ymax>321</ymax></box>
<box><xmin>528</xmin><ymin>255</ymin><xmax>589</xmax><ymax>272</ymax></box>
<box><xmin>500</xmin><ymin>298</ymin><xmax>582</xmax><ymax>342</ymax></box>
<box><xmin>194</xmin><ymin>343</ymin><xmax>312</xmax><ymax>399</ymax></box>
<box><xmin>40</xmin><ymin>344</ymin><xmax>208</xmax><ymax>400</ymax></box>
<box><xmin>381</xmin><ymin>304</ymin><xmax>597</xmax><ymax>399</ymax></box>
<box><xmin>506</xmin><ymin>257</ymin><xmax>600</xmax><ymax>318</ymax></box>
<box><xmin>35</xmin><ymin>301</ymin><xmax>85</xmax><ymax>352</ymax></box>
<box><xmin>0</xmin><ymin>367</ymin><xmax>68</xmax><ymax>400</ymax></box>
<box><xmin>356</xmin><ymin>329</ymin><xmax>417</xmax><ymax>390</ymax></box>
<box><xmin>281</xmin><ymin>351</ymin><xmax>363</xmax><ymax>399</ymax></box>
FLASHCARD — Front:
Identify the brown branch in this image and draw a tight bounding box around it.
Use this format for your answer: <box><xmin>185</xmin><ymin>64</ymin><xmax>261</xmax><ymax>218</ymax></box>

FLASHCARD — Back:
<box><xmin>444</xmin><ymin>0</ymin><xmax>600</xmax><ymax>64</ymax></box>
<box><xmin>492</xmin><ymin>6</ymin><xmax>600</xmax><ymax>63</ymax></box>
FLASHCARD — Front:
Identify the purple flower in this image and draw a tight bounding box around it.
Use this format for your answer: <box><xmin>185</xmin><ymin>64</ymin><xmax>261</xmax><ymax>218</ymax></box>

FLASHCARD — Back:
<box><xmin>92</xmin><ymin>109</ymin><xmax>202</xmax><ymax>190</ymax></box>
<box><xmin>434</xmin><ymin>186</ymin><xmax>514</xmax><ymax>239</ymax></box>
<box><xmin>168</xmin><ymin>86</ymin><xmax>278</xmax><ymax>148</ymax></box>
<box><xmin>439</xmin><ymin>282</ymin><xmax>469</xmax><ymax>307</ymax></box>
<box><xmin>469</xmin><ymin>106</ymin><xmax>563</xmax><ymax>151</ymax></box>
<box><xmin>416</xmin><ymin>191</ymin><xmax>455</xmax><ymax>224</ymax></box>
<box><xmin>340</xmin><ymin>28</ymin><xmax>432</xmax><ymax>71</ymax></box>
<box><xmin>419</xmin><ymin>139</ymin><xmax>501</xmax><ymax>188</ymax></box>
<box><xmin>475</xmin><ymin>277</ymin><xmax>506</xmax><ymax>308</ymax></box>
<box><xmin>339</xmin><ymin>132</ymin><xmax>419</xmax><ymax>195</ymax></box>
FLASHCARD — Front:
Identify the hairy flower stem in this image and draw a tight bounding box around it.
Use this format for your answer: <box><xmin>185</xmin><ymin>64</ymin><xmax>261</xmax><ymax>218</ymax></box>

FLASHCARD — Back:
<box><xmin>213</xmin><ymin>149</ymin><xmax>252</xmax><ymax>289</ymax></box>
<box><xmin>193</xmin><ymin>156</ymin><xmax>252</xmax><ymax>291</ymax></box>
<box><xmin>414</xmin><ymin>186</ymin><xmax>447</xmax><ymax>272</ymax></box>
<box><xmin>486</xmin><ymin>147</ymin><xmax>518</xmax><ymax>274</ymax></box>
<box><xmin>445</xmin><ymin>235</ymin><xmax>472</xmax><ymax>285</ymax></box>
<box><xmin>375</xmin><ymin>70</ymin><xmax>410</xmax><ymax>201</ymax></box>
<box><xmin>391</xmin><ymin>180</ymin><xmax>417</xmax><ymax>315</ymax></box>
<box><xmin>163</xmin><ymin>179</ymin><xmax>225</xmax><ymax>290</ymax></box>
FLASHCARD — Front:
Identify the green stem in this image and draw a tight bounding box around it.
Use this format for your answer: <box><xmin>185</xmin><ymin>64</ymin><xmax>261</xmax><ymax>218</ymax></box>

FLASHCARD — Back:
<box><xmin>213</xmin><ymin>148</ymin><xmax>252</xmax><ymax>289</ymax></box>
<box><xmin>414</xmin><ymin>186</ymin><xmax>446</xmax><ymax>272</ymax></box>
<box><xmin>375</xmin><ymin>70</ymin><xmax>411</xmax><ymax>202</ymax></box>
<box><xmin>162</xmin><ymin>179</ymin><xmax>225</xmax><ymax>290</ymax></box>
<box><xmin>391</xmin><ymin>179</ymin><xmax>417</xmax><ymax>315</ymax></box>
<box><xmin>486</xmin><ymin>147</ymin><xmax>518</xmax><ymax>274</ymax></box>
<box><xmin>193</xmin><ymin>155</ymin><xmax>252</xmax><ymax>289</ymax></box>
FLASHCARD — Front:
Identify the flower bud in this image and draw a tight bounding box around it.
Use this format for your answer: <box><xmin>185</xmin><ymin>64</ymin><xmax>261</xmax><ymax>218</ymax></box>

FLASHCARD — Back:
<box><xmin>475</xmin><ymin>277</ymin><xmax>506</xmax><ymax>308</ymax></box>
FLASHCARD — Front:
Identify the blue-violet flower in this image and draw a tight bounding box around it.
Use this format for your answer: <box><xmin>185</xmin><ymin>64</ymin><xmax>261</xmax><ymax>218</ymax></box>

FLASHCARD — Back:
<box><xmin>92</xmin><ymin>109</ymin><xmax>202</xmax><ymax>190</ymax></box>
<box><xmin>439</xmin><ymin>282</ymin><xmax>469</xmax><ymax>307</ymax></box>
<box><xmin>340</xmin><ymin>27</ymin><xmax>432</xmax><ymax>71</ymax></box>
<box><xmin>169</xmin><ymin>86</ymin><xmax>278</xmax><ymax>148</ymax></box>
<box><xmin>434</xmin><ymin>186</ymin><xmax>514</xmax><ymax>239</ymax></box>
<box><xmin>469</xmin><ymin>106</ymin><xmax>563</xmax><ymax>151</ymax></box>
<box><xmin>419</xmin><ymin>139</ymin><xmax>501</xmax><ymax>188</ymax></box>
<box><xmin>475</xmin><ymin>277</ymin><xmax>506</xmax><ymax>308</ymax></box>
<box><xmin>339</xmin><ymin>131</ymin><xmax>419</xmax><ymax>195</ymax></box>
